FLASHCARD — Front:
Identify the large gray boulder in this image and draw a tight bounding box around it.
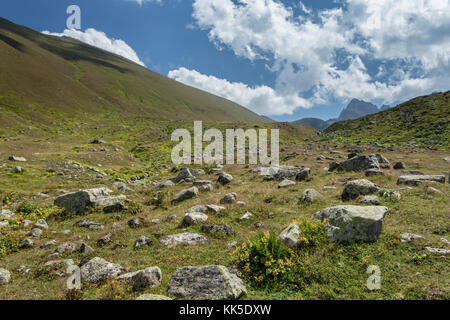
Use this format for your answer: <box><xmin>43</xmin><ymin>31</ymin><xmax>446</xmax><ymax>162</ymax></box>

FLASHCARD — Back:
<box><xmin>171</xmin><ymin>187</ymin><xmax>198</xmax><ymax>204</ymax></box>
<box><xmin>160</xmin><ymin>233</ymin><xmax>207</xmax><ymax>246</ymax></box>
<box><xmin>168</xmin><ymin>265</ymin><xmax>246</xmax><ymax>300</ymax></box>
<box><xmin>0</xmin><ymin>268</ymin><xmax>10</xmax><ymax>285</ymax></box>
<box><xmin>184</xmin><ymin>212</ymin><xmax>208</xmax><ymax>225</ymax></box>
<box><xmin>313</xmin><ymin>205</ymin><xmax>388</xmax><ymax>243</ymax></box>
<box><xmin>279</xmin><ymin>223</ymin><xmax>301</xmax><ymax>248</ymax></box>
<box><xmin>117</xmin><ymin>267</ymin><xmax>162</xmax><ymax>291</ymax></box>
<box><xmin>332</xmin><ymin>155</ymin><xmax>380</xmax><ymax>172</ymax></box>
<box><xmin>397</xmin><ymin>175</ymin><xmax>445</xmax><ymax>186</ymax></box>
<box><xmin>342</xmin><ymin>179</ymin><xmax>380</xmax><ymax>201</ymax></box>
<box><xmin>54</xmin><ymin>188</ymin><xmax>126</xmax><ymax>214</ymax></box>
<box><xmin>218</xmin><ymin>172</ymin><xmax>233</xmax><ymax>185</ymax></box>
<box><xmin>80</xmin><ymin>257</ymin><xmax>123</xmax><ymax>283</ymax></box>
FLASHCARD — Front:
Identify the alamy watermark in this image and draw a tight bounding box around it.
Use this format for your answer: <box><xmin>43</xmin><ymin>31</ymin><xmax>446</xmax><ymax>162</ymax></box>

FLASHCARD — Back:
<box><xmin>366</xmin><ymin>265</ymin><xmax>381</xmax><ymax>290</ymax></box>
<box><xmin>171</xmin><ymin>121</ymin><xmax>279</xmax><ymax>166</ymax></box>
<box><xmin>66</xmin><ymin>5</ymin><xmax>81</xmax><ymax>30</ymax></box>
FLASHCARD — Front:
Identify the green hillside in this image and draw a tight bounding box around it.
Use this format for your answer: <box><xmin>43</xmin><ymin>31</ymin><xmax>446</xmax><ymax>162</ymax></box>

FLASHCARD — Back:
<box><xmin>323</xmin><ymin>91</ymin><xmax>450</xmax><ymax>150</ymax></box>
<box><xmin>0</xmin><ymin>17</ymin><xmax>268</xmax><ymax>132</ymax></box>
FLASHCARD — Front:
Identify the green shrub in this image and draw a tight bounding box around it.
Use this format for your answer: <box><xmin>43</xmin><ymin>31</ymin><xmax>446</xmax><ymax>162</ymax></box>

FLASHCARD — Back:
<box><xmin>0</xmin><ymin>231</ymin><xmax>23</xmax><ymax>257</ymax></box>
<box><xmin>17</xmin><ymin>201</ymin><xmax>38</xmax><ymax>215</ymax></box>
<box><xmin>296</xmin><ymin>220</ymin><xmax>328</xmax><ymax>248</ymax></box>
<box><xmin>234</xmin><ymin>231</ymin><xmax>296</xmax><ymax>287</ymax></box>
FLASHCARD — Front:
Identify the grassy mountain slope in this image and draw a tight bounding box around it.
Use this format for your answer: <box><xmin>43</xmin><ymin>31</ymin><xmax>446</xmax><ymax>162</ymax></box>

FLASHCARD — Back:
<box><xmin>323</xmin><ymin>91</ymin><xmax>450</xmax><ymax>150</ymax></box>
<box><xmin>292</xmin><ymin>117</ymin><xmax>330</xmax><ymax>131</ymax></box>
<box><xmin>0</xmin><ymin>17</ymin><xmax>268</xmax><ymax>131</ymax></box>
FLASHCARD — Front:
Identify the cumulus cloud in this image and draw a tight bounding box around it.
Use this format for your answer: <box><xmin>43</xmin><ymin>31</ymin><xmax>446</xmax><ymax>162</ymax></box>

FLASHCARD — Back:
<box><xmin>42</xmin><ymin>28</ymin><xmax>145</xmax><ymax>67</ymax></box>
<box><xmin>168</xmin><ymin>67</ymin><xmax>311</xmax><ymax>115</ymax></box>
<box><xmin>181</xmin><ymin>0</ymin><xmax>450</xmax><ymax>115</ymax></box>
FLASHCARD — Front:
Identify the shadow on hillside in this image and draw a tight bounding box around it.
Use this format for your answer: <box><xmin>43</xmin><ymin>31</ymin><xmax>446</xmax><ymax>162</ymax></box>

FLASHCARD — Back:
<box><xmin>0</xmin><ymin>33</ymin><xmax>25</xmax><ymax>52</ymax></box>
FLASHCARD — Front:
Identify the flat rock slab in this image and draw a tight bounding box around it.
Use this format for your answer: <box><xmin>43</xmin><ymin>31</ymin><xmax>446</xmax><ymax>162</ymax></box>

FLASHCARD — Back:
<box><xmin>397</xmin><ymin>175</ymin><xmax>445</xmax><ymax>186</ymax></box>
<box><xmin>160</xmin><ymin>233</ymin><xmax>207</xmax><ymax>246</ymax></box>
<box><xmin>168</xmin><ymin>265</ymin><xmax>247</xmax><ymax>300</ymax></box>
<box><xmin>80</xmin><ymin>257</ymin><xmax>123</xmax><ymax>284</ymax></box>
<box><xmin>313</xmin><ymin>205</ymin><xmax>388</xmax><ymax>243</ymax></box>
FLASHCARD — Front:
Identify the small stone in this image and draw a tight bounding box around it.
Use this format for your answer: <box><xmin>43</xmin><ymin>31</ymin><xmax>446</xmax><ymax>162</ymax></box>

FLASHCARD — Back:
<box><xmin>342</xmin><ymin>179</ymin><xmax>380</xmax><ymax>201</ymax></box>
<box><xmin>33</xmin><ymin>219</ymin><xmax>48</xmax><ymax>230</ymax></box>
<box><xmin>184</xmin><ymin>212</ymin><xmax>208</xmax><ymax>225</ymax></box>
<box><xmin>160</xmin><ymin>233</ymin><xmax>207</xmax><ymax>246</ymax></box>
<box><xmin>0</xmin><ymin>268</ymin><xmax>11</xmax><ymax>285</ymax></box>
<box><xmin>80</xmin><ymin>257</ymin><xmax>123</xmax><ymax>284</ymax></box>
<box><xmin>426</xmin><ymin>187</ymin><xmax>443</xmax><ymax>195</ymax></box>
<box><xmin>136</xmin><ymin>294</ymin><xmax>172</xmax><ymax>300</ymax></box>
<box><xmin>27</xmin><ymin>228</ymin><xmax>42</xmax><ymax>238</ymax></box>
<box><xmin>227</xmin><ymin>241</ymin><xmax>238</xmax><ymax>249</ymax></box>
<box><xmin>394</xmin><ymin>162</ymin><xmax>407</xmax><ymax>169</ymax></box>
<box><xmin>171</xmin><ymin>187</ymin><xmax>199</xmax><ymax>204</ymax></box>
<box><xmin>299</xmin><ymin>189</ymin><xmax>323</xmax><ymax>203</ymax></box>
<box><xmin>240</xmin><ymin>211</ymin><xmax>253</xmax><ymax>221</ymax></box>
<box><xmin>117</xmin><ymin>267</ymin><xmax>162</xmax><ymax>291</ymax></box>
<box><xmin>201</xmin><ymin>225</ymin><xmax>234</xmax><ymax>236</ymax></box>
<box><xmin>193</xmin><ymin>180</ymin><xmax>213</xmax><ymax>192</ymax></box>
<box><xmin>13</xmin><ymin>166</ymin><xmax>22</xmax><ymax>173</ymax></box>
<box><xmin>39</xmin><ymin>240</ymin><xmax>57</xmax><ymax>249</ymax></box>
<box><xmin>218</xmin><ymin>172</ymin><xmax>233</xmax><ymax>185</ymax></box>
<box><xmin>103</xmin><ymin>202</ymin><xmax>128</xmax><ymax>213</ymax></box>
<box><xmin>79</xmin><ymin>243</ymin><xmax>94</xmax><ymax>254</ymax></box>
<box><xmin>359</xmin><ymin>195</ymin><xmax>381</xmax><ymax>205</ymax></box>
<box><xmin>424</xmin><ymin>247</ymin><xmax>450</xmax><ymax>256</ymax></box>
<box><xmin>220</xmin><ymin>192</ymin><xmax>237</xmax><ymax>204</ymax></box>
<box><xmin>134</xmin><ymin>236</ymin><xmax>152</xmax><ymax>249</ymax></box>
<box><xmin>279</xmin><ymin>223</ymin><xmax>301</xmax><ymax>248</ymax></box>
<box><xmin>365</xmin><ymin>169</ymin><xmax>384</xmax><ymax>177</ymax></box>
<box><xmin>55</xmin><ymin>242</ymin><xmax>76</xmax><ymax>254</ymax></box>
<box><xmin>278</xmin><ymin>179</ymin><xmax>296</xmax><ymax>188</ymax></box>
<box><xmin>128</xmin><ymin>218</ymin><xmax>145</xmax><ymax>228</ymax></box>
<box><xmin>400</xmin><ymin>233</ymin><xmax>424</xmax><ymax>243</ymax></box>
<box><xmin>97</xmin><ymin>233</ymin><xmax>113</xmax><ymax>246</ymax></box>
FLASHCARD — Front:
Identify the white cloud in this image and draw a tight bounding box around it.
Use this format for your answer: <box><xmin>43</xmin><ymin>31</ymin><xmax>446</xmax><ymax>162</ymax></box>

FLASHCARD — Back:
<box><xmin>168</xmin><ymin>67</ymin><xmax>310</xmax><ymax>115</ymax></box>
<box><xmin>126</xmin><ymin>0</ymin><xmax>162</xmax><ymax>5</ymax></box>
<box><xmin>42</xmin><ymin>28</ymin><xmax>145</xmax><ymax>67</ymax></box>
<box><xmin>184</xmin><ymin>0</ymin><xmax>450</xmax><ymax>115</ymax></box>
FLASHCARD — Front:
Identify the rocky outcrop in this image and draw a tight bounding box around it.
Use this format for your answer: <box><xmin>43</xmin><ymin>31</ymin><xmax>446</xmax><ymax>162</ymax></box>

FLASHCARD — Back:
<box><xmin>397</xmin><ymin>175</ymin><xmax>445</xmax><ymax>186</ymax></box>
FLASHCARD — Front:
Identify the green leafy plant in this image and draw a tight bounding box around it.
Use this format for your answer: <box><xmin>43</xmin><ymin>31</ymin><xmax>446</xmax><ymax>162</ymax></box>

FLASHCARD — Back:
<box><xmin>234</xmin><ymin>231</ymin><xmax>296</xmax><ymax>287</ymax></box>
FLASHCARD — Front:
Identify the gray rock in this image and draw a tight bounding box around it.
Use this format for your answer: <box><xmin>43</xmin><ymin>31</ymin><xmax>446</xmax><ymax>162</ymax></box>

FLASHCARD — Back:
<box><xmin>201</xmin><ymin>225</ymin><xmax>234</xmax><ymax>236</ymax></box>
<box><xmin>0</xmin><ymin>221</ymin><xmax>9</xmax><ymax>228</ymax></box>
<box><xmin>191</xmin><ymin>169</ymin><xmax>206</xmax><ymax>177</ymax></box>
<box><xmin>313</xmin><ymin>205</ymin><xmax>388</xmax><ymax>243</ymax></box>
<box><xmin>240</xmin><ymin>211</ymin><xmax>253</xmax><ymax>221</ymax></box>
<box><xmin>426</xmin><ymin>187</ymin><xmax>443</xmax><ymax>194</ymax></box>
<box><xmin>168</xmin><ymin>265</ymin><xmax>247</xmax><ymax>300</ymax></box>
<box><xmin>13</xmin><ymin>166</ymin><xmax>22</xmax><ymax>173</ymax></box>
<box><xmin>8</xmin><ymin>156</ymin><xmax>27</xmax><ymax>162</ymax></box>
<box><xmin>193</xmin><ymin>180</ymin><xmax>213</xmax><ymax>192</ymax></box>
<box><xmin>80</xmin><ymin>257</ymin><xmax>123</xmax><ymax>283</ymax></box>
<box><xmin>75</xmin><ymin>219</ymin><xmax>104</xmax><ymax>230</ymax></box>
<box><xmin>279</xmin><ymin>223</ymin><xmax>301</xmax><ymax>248</ymax></box>
<box><xmin>342</xmin><ymin>179</ymin><xmax>380</xmax><ymax>201</ymax></box>
<box><xmin>299</xmin><ymin>189</ymin><xmax>323</xmax><ymax>203</ymax></box>
<box><xmin>394</xmin><ymin>162</ymin><xmax>407</xmax><ymax>169</ymax></box>
<box><xmin>172</xmin><ymin>168</ymin><xmax>195</xmax><ymax>183</ymax></box>
<box><xmin>295</xmin><ymin>168</ymin><xmax>311</xmax><ymax>181</ymax></box>
<box><xmin>218</xmin><ymin>172</ymin><xmax>233</xmax><ymax>185</ymax></box>
<box><xmin>27</xmin><ymin>228</ymin><xmax>42</xmax><ymax>238</ymax></box>
<box><xmin>97</xmin><ymin>233</ymin><xmax>113</xmax><ymax>246</ymax></box>
<box><xmin>186</xmin><ymin>205</ymin><xmax>208</xmax><ymax>214</ymax></box>
<box><xmin>79</xmin><ymin>243</ymin><xmax>94</xmax><ymax>254</ymax></box>
<box><xmin>155</xmin><ymin>180</ymin><xmax>175</xmax><ymax>189</ymax></box>
<box><xmin>134</xmin><ymin>236</ymin><xmax>152</xmax><ymax>249</ymax></box>
<box><xmin>442</xmin><ymin>157</ymin><xmax>450</xmax><ymax>162</ymax></box>
<box><xmin>55</xmin><ymin>242</ymin><xmax>76</xmax><ymax>254</ymax></box>
<box><xmin>184</xmin><ymin>212</ymin><xmax>208</xmax><ymax>225</ymax></box>
<box><xmin>397</xmin><ymin>175</ymin><xmax>445</xmax><ymax>186</ymax></box>
<box><xmin>425</xmin><ymin>247</ymin><xmax>450</xmax><ymax>256</ymax></box>
<box><xmin>111</xmin><ymin>182</ymin><xmax>130</xmax><ymax>193</ymax></box>
<box><xmin>0</xmin><ymin>268</ymin><xmax>11</xmax><ymax>285</ymax></box>
<box><xmin>375</xmin><ymin>154</ymin><xmax>390</xmax><ymax>165</ymax></box>
<box><xmin>33</xmin><ymin>219</ymin><xmax>48</xmax><ymax>230</ymax></box>
<box><xmin>359</xmin><ymin>195</ymin><xmax>381</xmax><ymax>205</ymax></box>
<box><xmin>278</xmin><ymin>179</ymin><xmax>296</xmax><ymax>188</ymax></box>
<box><xmin>103</xmin><ymin>202</ymin><xmax>128</xmax><ymax>213</ymax></box>
<box><xmin>227</xmin><ymin>241</ymin><xmax>238</xmax><ymax>249</ymax></box>
<box><xmin>117</xmin><ymin>267</ymin><xmax>162</xmax><ymax>291</ymax></box>
<box><xmin>333</xmin><ymin>155</ymin><xmax>380</xmax><ymax>172</ymax></box>
<box><xmin>365</xmin><ymin>169</ymin><xmax>384</xmax><ymax>177</ymax></box>
<box><xmin>172</xmin><ymin>187</ymin><xmax>198</xmax><ymax>204</ymax></box>
<box><xmin>39</xmin><ymin>240</ymin><xmax>57</xmax><ymax>249</ymax></box>
<box><xmin>54</xmin><ymin>188</ymin><xmax>126</xmax><ymax>214</ymax></box>
<box><xmin>220</xmin><ymin>192</ymin><xmax>237</xmax><ymax>204</ymax></box>
<box><xmin>20</xmin><ymin>238</ymin><xmax>34</xmax><ymax>249</ymax></box>
<box><xmin>128</xmin><ymin>218</ymin><xmax>145</xmax><ymax>228</ymax></box>
<box><xmin>160</xmin><ymin>233</ymin><xmax>207</xmax><ymax>246</ymax></box>
<box><xmin>0</xmin><ymin>209</ymin><xmax>14</xmax><ymax>220</ymax></box>
<box><xmin>206</xmin><ymin>204</ymin><xmax>226</xmax><ymax>214</ymax></box>
<box><xmin>136</xmin><ymin>294</ymin><xmax>172</xmax><ymax>300</ymax></box>
<box><xmin>400</xmin><ymin>233</ymin><xmax>424</xmax><ymax>243</ymax></box>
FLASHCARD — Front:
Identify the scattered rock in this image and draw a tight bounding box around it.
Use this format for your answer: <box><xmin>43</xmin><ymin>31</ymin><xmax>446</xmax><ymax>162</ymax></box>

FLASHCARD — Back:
<box><xmin>279</xmin><ymin>223</ymin><xmax>301</xmax><ymax>248</ymax></box>
<box><xmin>0</xmin><ymin>221</ymin><xmax>9</xmax><ymax>228</ymax></box>
<box><xmin>8</xmin><ymin>156</ymin><xmax>27</xmax><ymax>162</ymax></box>
<box><xmin>79</xmin><ymin>243</ymin><xmax>94</xmax><ymax>254</ymax></box>
<box><xmin>103</xmin><ymin>202</ymin><xmax>128</xmax><ymax>213</ymax></box>
<box><xmin>220</xmin><ymin>192</ymin><xmax>237</xmax><ymax>204</ymax></box>
<box><xmin>206</xmin><ymin>204</ymin><xmax>226</xmax><ymax>214</ymax></box>
<box><xmin>227</xmin><ymin>241</ymin><xmax>238</xmax><ymax>249</ymax></box>
<box><xmin>359</xmin><ymin>195</ymin><xmax>380</xmax><ymax>205</ymax></box>
<box><xmin>172</xmin><ymin>168</ymin><xmax>194</xmax><ymax>183</ymax></box>
<box><xmin>117</xmin><ymin>267</ymin><xmax>162</xmax><ymax>291</ymax></box>
<box><xmin>342</xmin><ymin>179</ymin><xmax>380</xmax><ymax>201</ymax></box>
<box><xmin>184</xmin><ymin>212</ymin><xmax>208</xmax><ymax>225</ymax></box>
<box><xmin>365</xmin><ymin>169</ymin><xmax>384</xmax><ymax>177</ymax></box>
<box><xmin>313</xmin><ymin>205</ymin><xmax>388</xmax><ymax>243</ymax></box>
<box><xmin>186</xmin><ymin>205</ymin><xmax>208</xmax><ymax>214</ymax></box>
<box><xmin>0</xmin><ymin>268</ymin><xmax>10</xmax><ymax>285</ymax></box>
<box><xmin>400</xmin><ymin>233</ymin><xmax>424</xmax><ymax>243</ymax></box>
<box><xmin>191</xmin><ymin>169</ymin><xmax>206</xmax><ymax>177</ymax></box>
<box><xmin>278</xmin><ymin>179</ymin><xmax>296</xmax><ymax>188</ymax></box>
<box><xmin>168</xmin><ymin>265</ymin><xmax>247</xmax><ymax>300</ymax></box>
<box><xmin>397</xmin><ymin>175</ymin><xmax>445</xmax><ymax>186</ymax></box>
<box><xmin>80</xmin><ymin>257</ymin><xmax>123</xmax><ymax>284</ymax></box>
<box><xmin>218</xmin><ymin>172</ymin><xmax>233</xmax><ymax>185</ymax></box>
<box><xmin>54</xmin><ymin>188</ymin><xmax>126</xmax><ymax>214</ymax></box>
<box><xmin>172</xmin><ymin>187</ymin><xmax>198</xmax><ymax>204</ymax></box>
<box><xmin>20</xmin><ymin>238</ymin><xmax>34</xmax><ymax>249</ymax></box>
<box><xmin>424</xmin><ymin>247</ymin><xmax>450</xmax><ymax>256</ymax></box>
<box><xmin>160</xmin><ymin>233</ymin><xmax>207</xmax><ymax>246</ymax></box>
<box><xmin>0</xmin><ymin>209</ymin><xmax>14</xmax><ymax>220</ymax></box>
<box><xmin>55</xmin><ymin>242</ymin><xmax>76</xmax><ymax>254</ymax></box>
<box><xmin>394</xmin><ymin>162</ymin><xmax>407</xmax><ymax>169</ymax></box>
<box><xmin>426</xmin><ymin>187</ymin><xmax>443</xmax><ymax>195</ymax></box>
<box><xmin>128</xmin><ymin>218</ymin><xmax>145</xmax><ymax>229</ymax></box>
<box><xmin>240</xmin><ymin>211</ymin><xmax>253</xmax><ymax>221</ymax></box>
<box><xmin>97</xmin><ymin>233</ymin><xmax>113</xmax><ymax>246</ymax></box>
<box><xmin>299</xmin><ymin>189</ymin><xmax>323</xmax><ymax>203</ymax></box>
<box><xmin>201</xmin><ymin>225</ymin><xmax>234</xmax><ymax>236</ymax></box>
<box><xmin>75</xmin><ymin>219</ymin><xmax>104</xmax><ymax>230</ymax></box>
<box><xmin>155</xmin><ymin>180</ymin><xmax>175</xmax><ymax>189</ymax></box>
<box><xmin>136</xmin><ymin>294</ymin><xmax>172</xmax><ymax>300</ymax></box>
<box><xmin>332</xmin><ymin>155</ymin><xmax>380</xmax><ymax>172</ymax></box>
<box><xmin>27</xmin><ymin>228</ymin><xmax>42</xmax><ymax>238</ymax></box>
<box><xmin>39</xmin><ymin>240</ymin><xmax>57</xmax><ymax>249</ymax></box>
<box><xmin>193</xmin><ymin>180</ymin><xmax>213</xmax><ymax>192</ymax></box>
<box><xmin>295</xmin><ymin>168</ymin><xmax>311</xmax><ymax>181</ymax></box>
<box><xmin>134</xmin><ymin>236</ymin><xmax>152</xmax><ymax>249</ymax></box>
<box><xmin>33</xmin><ymin>219</ymin><xmax>48</xmax><ymax>230</ymax></box>
<box><xmin>13</xmin><ymin>166</ymin><xmax>22</xmax><ymax>173</ymax></box>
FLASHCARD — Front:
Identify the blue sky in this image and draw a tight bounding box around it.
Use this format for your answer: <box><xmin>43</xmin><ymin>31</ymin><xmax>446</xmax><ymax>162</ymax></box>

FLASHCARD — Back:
<box><xmin>1</xmin><ymin>0</ymin><xmax>449</xmax><ymax>121</ymax></box>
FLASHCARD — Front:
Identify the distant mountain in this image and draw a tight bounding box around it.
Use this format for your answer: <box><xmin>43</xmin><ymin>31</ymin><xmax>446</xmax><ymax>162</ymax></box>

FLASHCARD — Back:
<box><xmin>379</xmin><ymin>104</ymin><xmax>391</xmax><ymax>111</ymax></box>
<box><xmin>293</xmin><ymin>118</ymin><xmax>330</xmax><ymax>130</ymax></box>
<box><xmin>324</xmin><ymin>91</ymin><xmax>450</xmax><ymax>150</ymax></box>
<box><xmin>338</xmin><ymin>99</ymin><xmax>379</xmax><ymax>121</ymax></box>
